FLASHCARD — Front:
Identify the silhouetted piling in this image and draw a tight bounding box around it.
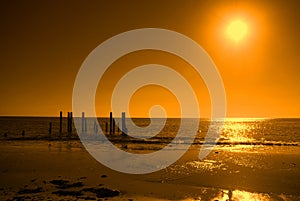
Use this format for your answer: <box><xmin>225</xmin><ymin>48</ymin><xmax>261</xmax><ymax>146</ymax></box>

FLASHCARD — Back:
<box><xmin>59</xmin><ymin>111</ymin><xmax>62</xmax><ymax>134</ymax></box>
<box><xmin>109</xmin><ymin>112</ymin><xmax>113</xmax><ymax>135</ymax></box>
<box><xmin>112</xmin><ymin>119</ymin><xmax>115</xmax><ymax>135</ymax></box>
<box><xmin>105</xmin><ymin>122</ymin><xmax>108</xmax><ymax>133</ymax></box>
<box><xmin>70</xmin><ymin>112</ymin><xmax>73</xmax><ymax>133</ymax></box>
<box><xmin>122</xmin><ymin>112</ymin><xmax>127</xmax><ymax>135</ymax></box>
<box><xmin>49</xmin><ymin>122</ymin><xmax>52</xmax><ymax>135</ymax></box>
<box><xmin>67</xmin><ymin>112</ymin><xmax>73</xmax><ymax>134</ymax></box>
<box><xmin>94</xmin><ymin>120</ymin><xmax>98</xmax><ymax>133</ymax></box>
<box><xmin>84</xmin><ymin>118</ymin><xmax>87</xmax><ymax>132</ymax></box>
<box><xmin>67</xmin><ymin>112</ymin><xmax>70</xmax><ymax>133</ymax></box>
<box><xmin>82</xmin><ymin>112</ymin><xmax>85</xmax><ymax>133</ymax></box>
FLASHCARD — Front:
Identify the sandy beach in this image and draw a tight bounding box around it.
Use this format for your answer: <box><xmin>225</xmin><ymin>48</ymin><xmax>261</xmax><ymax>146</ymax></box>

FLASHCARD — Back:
<box><xmin>0</xmin><ymin>140</ymin><xmax>299</xmax><ymax>201</ymax></box>
<box><xmin>1</xmin><ymin>0</ymin><xmax>300</xmax><ymax>200</ymax></box>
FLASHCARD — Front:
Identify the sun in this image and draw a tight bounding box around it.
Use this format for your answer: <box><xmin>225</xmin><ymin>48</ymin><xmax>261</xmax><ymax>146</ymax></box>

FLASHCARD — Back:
<box><xmin>226</xmin><ymin>19</ymin><xmax>248</xmax><ymax>42</ymax></box>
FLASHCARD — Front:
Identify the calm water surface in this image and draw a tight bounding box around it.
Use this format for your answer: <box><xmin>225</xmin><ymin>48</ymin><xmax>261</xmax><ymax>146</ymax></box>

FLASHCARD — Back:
<box><xmin>0</xmin><ymin>117</ymin><xmax>299</xmax><ymax>145</ymax></box>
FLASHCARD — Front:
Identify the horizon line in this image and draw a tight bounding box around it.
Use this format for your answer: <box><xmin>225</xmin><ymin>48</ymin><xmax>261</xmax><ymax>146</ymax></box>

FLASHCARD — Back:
<box><xmin>0</xmin><ymin>115</ymin><xmax>299</xmax><ymax>119</ymax></box>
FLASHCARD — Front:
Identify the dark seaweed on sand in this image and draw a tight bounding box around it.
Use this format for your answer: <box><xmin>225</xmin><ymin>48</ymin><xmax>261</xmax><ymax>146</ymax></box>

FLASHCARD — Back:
<box><xmin>52</xmin><ymin>190</ymin><xmax>83</xmax><ymax>197</ymax></box>
<box><xmin>9</xmin><ymin>195</ymin><xmax>32</xmax><ymax>201</ymax></box>
<box><xmin>49</xmin><ymin>179</ymin><xmax>69</xmax><ymax>186</ymax></box>
<box><xmin>17</xmin><ymin>187</ymin><xmax>43</xmax><ymax>194</ymax></box>
<box><xmin>52</xmin><ymin>187</ymin><xmax>119</xmax><ymax>198</ymax></box>
<box><xmin>49</xmin><ymin>179</ymin><xmax>83</xmax><ymax>189</ymax></box>
<box><xmin>82</xmin><ymin>187</ymin><xmax>120</xmax><ymax>198</ymax></box>
<box><xmin>49</xmin><ymin>179</ymin><xmax>119</xmax><ymax>198</ymax></box>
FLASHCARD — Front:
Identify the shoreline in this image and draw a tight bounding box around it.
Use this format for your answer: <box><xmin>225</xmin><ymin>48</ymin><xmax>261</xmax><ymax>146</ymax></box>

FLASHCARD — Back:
<box><xmin>0</xmin><ymin>136</ymin><xmax>298</xmax><ymax>147</ymax></box>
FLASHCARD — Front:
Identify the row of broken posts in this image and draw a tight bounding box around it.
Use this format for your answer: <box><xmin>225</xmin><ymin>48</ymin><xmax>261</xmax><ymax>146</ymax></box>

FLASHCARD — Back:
<box><xmin>48</xmin><ymin>111</ymin><xmax>127</xmax><ymax>137</ymax></box>
<box><xmin>48</xmin><ymin>111</ymin><xmax>73</xmax><ymax>137</ymax></box>
<box><xmin>81</xmin><ymin>111</ymin><xmax>127</xmax><ymax>135</ymax></box>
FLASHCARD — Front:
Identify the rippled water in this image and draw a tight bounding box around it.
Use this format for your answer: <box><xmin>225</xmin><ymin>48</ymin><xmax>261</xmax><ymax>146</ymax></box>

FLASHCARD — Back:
<box><xmin>0</xmin><ymin>117</ymin><xmax>299</xmax><ymax>146</ymax></box>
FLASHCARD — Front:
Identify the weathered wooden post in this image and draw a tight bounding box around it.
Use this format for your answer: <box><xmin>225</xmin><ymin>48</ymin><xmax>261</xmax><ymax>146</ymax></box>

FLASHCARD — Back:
<box><xmin>112</xmin><ymin>119</ymin><xmax>115</xmax><ymax>135</ymax></box>
<box><xmin>94</xmin><ymin>120</ymin><xmax>98</xmax><ymax>133</ymax></box>
<box><xmin>109</xmin><ymin>112</ymin><xmax>113</xmax><ymax>135</ymax></box>
<box><xmin>59</xmin><ymin>111</ymin><xmax>63</xmax><ymax>134</ymax></box>
<box><xmin>122</xmin><ymin>112</ymin><xmax>127</xmax><ymax>135</ymax></box>
<box><xmin>67</xmin><ymin>112</ymin><xmax>71</xmax><ymax>134</ymax></box>
<box><xmin>49</xmin><ymin>122</ymin><xmax>52</xmax><ymax>135</ymax></box>
<box><xmin>84</xmin><ymin>118</ymin><xmax>87</xmax><ymax>132</ymax></box>
<box><xmin>67</xmin><ymin>112</ymin><xmax>69</xmax><ymax>133</ymax></box>
<box><xmin>82</xmin><ymin>112</ymin><xmax>85</xmax><ymax>133</ymax></box>
<box><xmin>70</xmin><ymin>112</ymin><xmax>73</xmax><ymax>134</ymax></box>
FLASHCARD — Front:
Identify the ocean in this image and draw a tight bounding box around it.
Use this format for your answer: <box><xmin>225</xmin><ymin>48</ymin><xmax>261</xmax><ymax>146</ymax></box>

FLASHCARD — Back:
<box><xmin>0</xmin><ymin>117</ymin><xmax>299</xmax><ymax>147</ymax></box>
<box><xmin>1</xmin><ymin>117</ymin><xmax>300</xmax><ymax>200</ymax></box>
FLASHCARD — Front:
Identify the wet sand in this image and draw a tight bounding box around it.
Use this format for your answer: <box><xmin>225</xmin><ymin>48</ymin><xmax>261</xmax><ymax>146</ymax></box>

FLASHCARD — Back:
<box><xmin>0</xmin><ymin>140</ymin><xmax>299</xmax><ymax>200</ymax></box>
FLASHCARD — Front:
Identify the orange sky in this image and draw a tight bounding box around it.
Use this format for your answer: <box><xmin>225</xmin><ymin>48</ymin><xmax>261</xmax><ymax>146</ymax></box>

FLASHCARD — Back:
<box><xmin>0</xmin><ymin>0</ymin><xmax>299</xmax><ymax>118</ymax></box>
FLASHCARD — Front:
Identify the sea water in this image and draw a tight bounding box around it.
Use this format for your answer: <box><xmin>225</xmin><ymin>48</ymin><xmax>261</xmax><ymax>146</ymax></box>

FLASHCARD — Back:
<box><xmin>0</xmin><ymin>117</ymin><xmax>299</xmax><ymax>146</ymax></box>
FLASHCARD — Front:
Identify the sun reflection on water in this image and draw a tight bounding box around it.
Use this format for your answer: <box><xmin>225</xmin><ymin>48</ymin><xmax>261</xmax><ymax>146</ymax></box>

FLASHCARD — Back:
<box><xmin>221</xmin><ymin>119</ymin><xmax>262</xmax><ymax>143</ymax></box>
<box><xmin>211</xmin><ymin>189</ymin><xmax>271</xmax><ymax>201</ymax></box>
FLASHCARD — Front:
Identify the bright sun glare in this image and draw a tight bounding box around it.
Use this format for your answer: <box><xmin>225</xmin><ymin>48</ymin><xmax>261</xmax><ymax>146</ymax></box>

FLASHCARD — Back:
<box><xmin>226</xmin><ymin>19</ymin><xmax>248</xmax><ymax>42</ymax></box>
